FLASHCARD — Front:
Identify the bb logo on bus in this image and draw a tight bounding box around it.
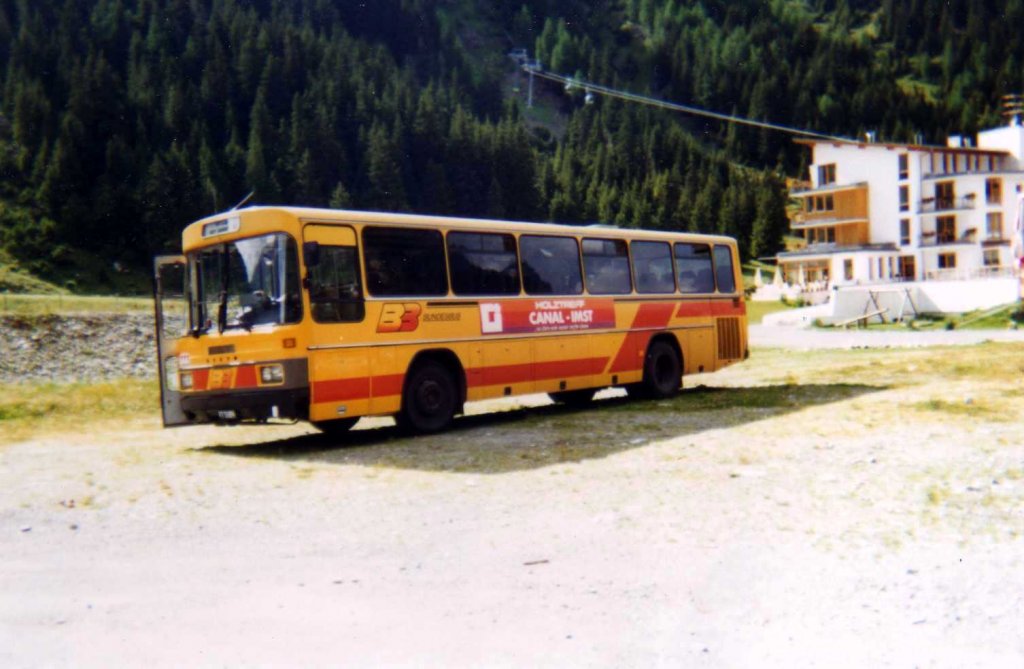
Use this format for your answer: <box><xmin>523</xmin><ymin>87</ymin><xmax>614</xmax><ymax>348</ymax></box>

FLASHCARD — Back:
<box><xmin>377</xmin><ymin>303</ymin><xmax>422</xmax><ymax>333</ymax></box>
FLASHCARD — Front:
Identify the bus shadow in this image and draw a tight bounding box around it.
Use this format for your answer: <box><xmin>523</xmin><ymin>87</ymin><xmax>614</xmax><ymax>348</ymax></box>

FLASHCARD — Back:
<box><xmin>198</xmin><ymin>382</ymin><xmax>883</xmax><ymax>474</ymax></box>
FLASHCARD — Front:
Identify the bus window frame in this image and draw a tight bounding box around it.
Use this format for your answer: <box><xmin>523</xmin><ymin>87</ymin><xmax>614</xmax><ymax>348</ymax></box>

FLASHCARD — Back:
<box><xmin>712</xmin><ymin>244</ymin><xmax>738</xmax><ymax>294</ymax></box>
<box><xmin>361</xmin><ymin>225</ymin><xmax>450</xmax><ymax>298</ymax></box>
<box><xmin>445</xmin><ymin>229</ymin><xmax>522</xmax><ymax>297</ymax></box>
<box><xmin>674</xmin><ymin>241</ymin><xmax>716</xmax><ymax>295</ymax></box>
<box><xmin>519</xmin><ymin>233</ymin><xmax>585</xmax><ymax>296</ymax></box>
<box><xmin>581</xmin><ymin>237</ymin><xmax>633</xmax><ymax>295</ymax></box>
<box><xmin>630</xmin><ymin>239</ymin><xmax>677</xmax><ymax>295</ymax></box>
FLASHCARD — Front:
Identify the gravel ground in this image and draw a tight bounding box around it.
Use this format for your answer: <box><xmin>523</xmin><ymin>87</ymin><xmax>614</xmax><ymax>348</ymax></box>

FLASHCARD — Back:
<box><xmin>750</xmin><ymin>323</ymin><xmax>1024</xmax><ymax>350</ymax></box>
<box><xmin>2</xmin><ymin>315</ymin><xmax>1024</xmax><ymax>663</ymax></box>
<box><xmin>1</xmin><ymin>334</ymin><xmax>1023</xmax><ymax>666</ymax></box>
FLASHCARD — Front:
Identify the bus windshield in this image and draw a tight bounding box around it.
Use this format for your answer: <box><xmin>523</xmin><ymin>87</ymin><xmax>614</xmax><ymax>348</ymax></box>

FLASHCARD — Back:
<box><xmin>189</xmin><ymin>233</ymin><xmax>301</xmax><ymax>333</ymax></box>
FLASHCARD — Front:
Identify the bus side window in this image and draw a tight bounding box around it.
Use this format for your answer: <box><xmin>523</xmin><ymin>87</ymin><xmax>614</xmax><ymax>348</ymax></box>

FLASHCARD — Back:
<box><xmin>582</xmin><ymin>238</ymin><xmax>631</xmax><ymax>294</ymax></box>
<box><xmin>447</xmin><ymin>231</ymin><xmax>520</xmax><ymax>296</ymax></box>
<box><xmin>363</xmin><ymin>227</ymin><xmax>448</xmax><ymax>297</ymax></box>
<box><xmin>632</xmin><ymin>241</ymin><xmax>675</xmax><ymax>293</ymax></box>
<box><xmin>712</xmin><ymin>245</ymin><xmax>737</xmax><ymax>293</ymax></box>
<box><xmin>675</xmin><ymin>242</ymin><xmax>715</xmax><ymax>293</ymax></box>
<box><xmin>309</xmin><ymin>245</ymin><xmax>365</xmax><ymax>323</ymax></box>
<box><xmin>520</xmin><ymin>235</ymin><xmax>583</xmax><ymax>295</ymax></box>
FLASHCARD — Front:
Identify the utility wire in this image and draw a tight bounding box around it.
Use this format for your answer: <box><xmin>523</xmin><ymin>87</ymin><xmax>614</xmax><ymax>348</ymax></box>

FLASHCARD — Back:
<box><xmin>526</xmin><ymin>66</ymin><xmax>851</xmax><ymax>142</ymax></box>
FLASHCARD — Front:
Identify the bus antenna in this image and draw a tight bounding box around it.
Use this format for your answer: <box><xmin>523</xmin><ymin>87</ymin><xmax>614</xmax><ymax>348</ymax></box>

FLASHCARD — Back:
<box><xmin>230</xmin><ymin>191</ymin><xmax>255</xmax><ymax>211</ymax></box>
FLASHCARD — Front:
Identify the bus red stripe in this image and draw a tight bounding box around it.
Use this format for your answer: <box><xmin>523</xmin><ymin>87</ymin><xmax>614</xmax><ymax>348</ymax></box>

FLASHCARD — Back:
<box><xmin>371</xmin><ymin>373</ymin><xmax>404</xmax><ymax>397</ymax></box>
<box><xmin>607</xmin><ymin>303</ymin><xmax>676</xmax><ymax>373</ymax></box>
<box><xmin>310</xmin><ymin>356</ymin><xmax>610</xmax><ymax>403</ymax></box>
<box><xmin>675</xmin><ymin>302</ymin><xmax>708</xmax><ymax>318</ymax></box>
<box><xmin>235</xmin><ymin>365</ymin><xmax>258</xmax><ymax>388</ymax></box>
<box><xmin>312</xmin><ymin>377</ymin><xmax>370</xmax><ymax>403</ymax></box>
<box><xmin>710</xmin><ymin>300</ymin><xmax>746</xmax><ymax>316</ymax></box>
<box><xmin>192</xmin><ymin>368</ymin><xmax>209</xmax><ymax>390</ymax></box>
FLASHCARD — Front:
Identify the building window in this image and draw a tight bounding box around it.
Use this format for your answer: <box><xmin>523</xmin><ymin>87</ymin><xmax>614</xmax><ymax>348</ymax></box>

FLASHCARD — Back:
<box><xmin>818</xmin><ymin>163</ymin><xmax>836</xmax><ymax>186</ymax></box>
<box><xmin>805</xmin><ymin>198</ymin><xmax>813</xmax><ymax>212</ymax></box>
<box><xmin>983</xmin><ymin>249</ymin><xmax>1000</xmax><ymax>267</ymax></box>
<box><xmin>936</xmin><ymin>216</ymin><xmax>956</xmax><ymax>243</ymax></box>
<box><xmin>898</xmin><ymin>154</ymin><xmax>908</xmax><ymax>180</ymax></box>
<box><xmin>843</xmin><ymin>259</ymin><xmax>854</xmax><ymax>281</ymax></box>
<box><xmin>825</xmin><ymin>195</ymin><xmax>834</xmax><ymax>211</ymax></box>
<box><xmin>899</xmin><ymin>185</ymin><xmax>909</xmax><ymax>211</ymax></box>
<box><xmin>938</xmin><ymin>252</ymin><xmax>956</xmax><ymax>269</ymax></box>
<box><xmin>935</xmin><ymin>181</ymin><xmax>955</xmax><ymax>209</ymax></box>
<box><xmin>986</xmin><ymin>212</ymin><xmax>1003</xmax><ymax>240</ymax></box>
<box><xmin>899</xmin><ymin>255</ymin><xmax>916</xmax><ymax>280</ymax></box>
<box><xmin>900</xmin><ymin>219</ymin><xmax>910</xmax><ymax>245</ymax></box>
<box><xmin>826</xmin><ymin>227</ymin><xmax>835</xmax><ymax>243</ymax></box>
<box><xmin>986</xmin><ymin>178</ymin><xmax>1002</xmax><ymax>205</ymax></box>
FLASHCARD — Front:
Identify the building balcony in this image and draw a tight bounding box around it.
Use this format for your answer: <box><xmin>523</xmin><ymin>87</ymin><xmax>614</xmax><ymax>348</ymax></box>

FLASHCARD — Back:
<box><xmin>918</xmin><ymin>228</ymin><xmax>977</xmax><ymax>247</ymax></box>
<box><xmin>917</xmin><ymin>195</ymin><xmax>976</xmax><ymax>213</ymax></box>
<box><xmin>790</xmin><ymin>214</ymin><xmax>868</xmax><ymax>228</ymax></box>
<box><xmin>924</xmin><ymin>265</ymin><xmax>1020</xmax><ymax>281</ymax></box>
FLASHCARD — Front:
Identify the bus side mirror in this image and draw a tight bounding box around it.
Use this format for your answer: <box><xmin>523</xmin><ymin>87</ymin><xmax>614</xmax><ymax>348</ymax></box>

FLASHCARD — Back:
<box><xmin>303</xmin><ymin>241</ymin><xmax>320</xmax><ymax>268</ymax></box>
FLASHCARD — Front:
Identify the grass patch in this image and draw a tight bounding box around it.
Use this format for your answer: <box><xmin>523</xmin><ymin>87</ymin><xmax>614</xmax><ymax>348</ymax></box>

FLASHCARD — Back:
<box><xmin>746</xmin><ymin>299</ymin><xmax>796</xmax><ymax>324</ymax></box>
<box><xmin>0</xmin><ymin>293</ymin><xmax>153</xmax><ymax>315</ymax></box>
<box><xmin>0</xmin><ymin>378</ymin><xmax>159</xmax><ymax>444</ymax></box>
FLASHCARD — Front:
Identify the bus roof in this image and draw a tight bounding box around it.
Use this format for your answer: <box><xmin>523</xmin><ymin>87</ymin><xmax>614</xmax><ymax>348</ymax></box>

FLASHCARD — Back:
<box><xmin>183</xmin><ymin>206</ymin><xmax>738</xmax><ymax>250</ymax></box>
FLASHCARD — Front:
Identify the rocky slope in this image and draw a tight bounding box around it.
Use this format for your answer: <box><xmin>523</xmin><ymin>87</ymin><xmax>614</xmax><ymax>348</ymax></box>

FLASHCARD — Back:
<box><xmin>0</xmin><ymin>314</ymin><xmax>157</xmax><ymax>384</ymax></box>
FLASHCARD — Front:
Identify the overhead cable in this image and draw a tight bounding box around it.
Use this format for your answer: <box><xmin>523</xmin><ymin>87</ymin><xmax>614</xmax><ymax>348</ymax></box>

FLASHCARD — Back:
<box><xmin>525</xmin><ymin>66</ymin><xmax>851</xmax><ymax>142</ymax></box>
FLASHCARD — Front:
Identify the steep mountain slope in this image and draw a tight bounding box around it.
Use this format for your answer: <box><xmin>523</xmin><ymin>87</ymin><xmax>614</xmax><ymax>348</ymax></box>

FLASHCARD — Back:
<box><xmin>0</xmin><ymin>1</ymin><xmax>1016</xmax><ymax>286</ymax></box>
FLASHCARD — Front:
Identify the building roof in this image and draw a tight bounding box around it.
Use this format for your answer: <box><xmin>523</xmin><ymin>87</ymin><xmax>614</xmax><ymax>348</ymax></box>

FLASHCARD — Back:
<box><xmin>793</xmin><ymin>138</ymin><xmax>1009</xmax><ymax>156</ymax></box>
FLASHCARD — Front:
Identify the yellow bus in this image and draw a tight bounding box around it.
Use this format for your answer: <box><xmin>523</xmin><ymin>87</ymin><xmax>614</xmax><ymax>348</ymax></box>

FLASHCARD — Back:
<box><xmin>154</xmin><ymin>207</ymin><xmax>748</xmax><ymax>434</ymax></box>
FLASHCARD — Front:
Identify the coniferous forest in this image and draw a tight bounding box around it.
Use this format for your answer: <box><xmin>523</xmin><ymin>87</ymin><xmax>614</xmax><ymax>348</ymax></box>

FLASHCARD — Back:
<box><xmin>1</xmin><ymin>0</ymin><xmax>1022</xmax><ymax>287</ymax></box>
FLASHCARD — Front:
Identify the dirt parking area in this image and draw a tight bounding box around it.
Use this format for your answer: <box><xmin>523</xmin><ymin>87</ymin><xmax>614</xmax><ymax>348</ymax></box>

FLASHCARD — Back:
<box><xmin>2</xmin><ymin>340</ymin><xmax>1023</xmax><ymax>667</ymax></box>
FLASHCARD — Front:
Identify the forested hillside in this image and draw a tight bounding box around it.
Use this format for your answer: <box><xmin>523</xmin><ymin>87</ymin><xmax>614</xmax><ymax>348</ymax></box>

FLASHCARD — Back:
<box><xmin>0</xmin><ymin>0</ymin><xmax>1020</xmax><ymax>289</ymax></box>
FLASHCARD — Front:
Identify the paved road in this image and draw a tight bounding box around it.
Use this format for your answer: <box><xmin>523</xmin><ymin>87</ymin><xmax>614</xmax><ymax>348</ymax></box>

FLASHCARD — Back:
<box><xmin>750</xmin><ymin>323</ymin><xmax>1024</xmax><ymax>349</ymax></box>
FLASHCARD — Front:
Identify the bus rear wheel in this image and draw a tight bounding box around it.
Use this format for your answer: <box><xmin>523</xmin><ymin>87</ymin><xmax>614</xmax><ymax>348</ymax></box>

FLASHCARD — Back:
<box><xmin>548</xmin><ymin>388</ymin><xmax>597</xmax><ymax>407</ymax></box>
<box><xmin>628</xmin><ymin>339</ymin><xmax>681</xmax><ymax>400</ymax></box>
<box><xmin>397</xmin><ymin>360</ymin><xmax>457</xmax><ymax>434</ymax></box>
<box><xmin>312</xmin><ymin>417</ymin><xmax>359</xmax><ymax>437</ymax></box>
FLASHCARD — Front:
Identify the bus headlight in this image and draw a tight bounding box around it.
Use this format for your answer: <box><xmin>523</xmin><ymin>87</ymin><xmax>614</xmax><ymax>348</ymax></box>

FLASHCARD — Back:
<box><xmin>180</xmin><ymin>372</ymin><xmax>194</xmax><ymax>390</ymax></box>
<box><xmin>260</xmin><ymin>364</ymin><xmax>284</xmax><ymax>384</ymax></box>
<box><xmin>164</xmin><ymin>356</ymin><xmax>179</xmax><ymax>391</ymax></box>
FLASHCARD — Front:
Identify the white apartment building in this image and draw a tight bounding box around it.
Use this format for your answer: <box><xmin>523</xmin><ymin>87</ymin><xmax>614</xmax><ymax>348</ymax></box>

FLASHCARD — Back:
<box><xmin>779</xmin><ymin>120</ymin><xmax>1024</xmax><ymax>292</ymax></box>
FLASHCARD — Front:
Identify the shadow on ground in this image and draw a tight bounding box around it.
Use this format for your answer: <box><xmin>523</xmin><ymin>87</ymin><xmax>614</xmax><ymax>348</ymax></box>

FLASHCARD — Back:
<box><xmin>197</xmin><ymin>382</ymin><xmax>883</xmax><ymax>474</ymax></box>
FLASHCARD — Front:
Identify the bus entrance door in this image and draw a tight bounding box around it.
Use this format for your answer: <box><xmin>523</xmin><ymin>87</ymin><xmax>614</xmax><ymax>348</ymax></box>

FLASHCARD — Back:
<box><xmin>302</xmin><ymin>224</ymin><xmax>371</xmax><ymax>423</ymax></box>
<box><xmin>154</xmin><ymin>255</ymin><xmax>190</xmax><ymax>426</ymax></box>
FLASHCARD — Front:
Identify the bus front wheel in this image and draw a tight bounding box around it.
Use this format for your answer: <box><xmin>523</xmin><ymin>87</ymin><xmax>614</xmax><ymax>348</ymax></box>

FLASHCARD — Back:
<box><xmin>397</xmin><ymin>360</ymin><xmax>457</xmax><ymax>433</ymax></box>
<box><xmin>628</xmin><ymin>339</ymin><xmax>681</xmax><ymax>400</ymax></box>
